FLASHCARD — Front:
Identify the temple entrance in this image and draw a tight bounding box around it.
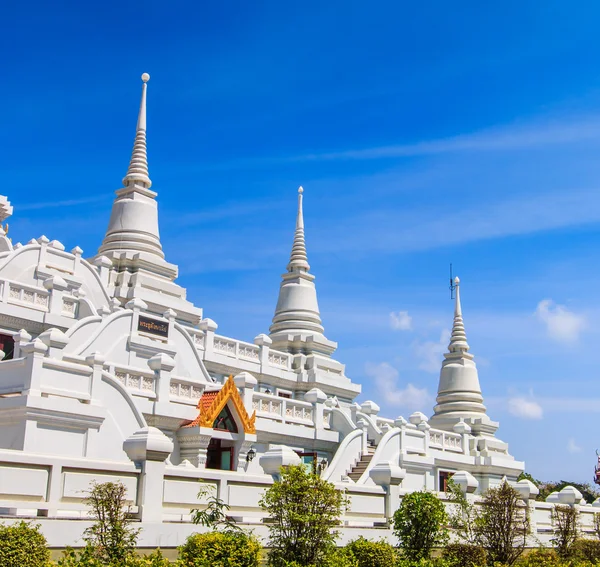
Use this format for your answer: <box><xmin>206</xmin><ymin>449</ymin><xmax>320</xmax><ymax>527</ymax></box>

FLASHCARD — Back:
<box><xmin>206</xmin><ymin>438</ymin><xmax>234</xmax><ymax>471</ymax></box>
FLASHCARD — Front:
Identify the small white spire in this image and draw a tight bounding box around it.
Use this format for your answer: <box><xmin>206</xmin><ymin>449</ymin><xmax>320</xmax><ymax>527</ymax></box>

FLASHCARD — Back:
<box><xmin>286</xmin><ymin>186</ymin><xmax>310</xmax><ymax>272</ymax></box>
<box><xmin>123</xmin><ymin>73</ymin><xmax>151</xmax><ymax>189</ymax></box>
<box><xmin>448</xmin><ymin>276</ymin><xmax>470</xmax><ymax>354</ymax></box>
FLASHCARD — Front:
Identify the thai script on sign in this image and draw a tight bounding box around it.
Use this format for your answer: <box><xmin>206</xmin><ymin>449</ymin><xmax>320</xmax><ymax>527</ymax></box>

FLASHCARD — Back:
<box><xmin>138</xmin><ymin>316</ymin><xmax>169</xmax><ymax>338</ymax></box>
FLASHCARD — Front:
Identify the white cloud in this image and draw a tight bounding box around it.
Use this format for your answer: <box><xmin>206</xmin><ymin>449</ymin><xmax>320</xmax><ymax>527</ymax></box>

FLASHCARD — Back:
<box><xmin>535</xmin><ymin>299</ymin><xmax>586</xmax><ymax>344</ymax></box>
<box><xmin>364</xmin><ymin>362</ymin><xmax>431</xmax><ymax>410</ymax></box>
<box><xmin>389</xmin><ymin>311</ymin><xmax>412</xmax><ymax>331</ymax></box>
<box><xmin>507</xmin><ymin>396</ymin><xmax>543</xmax><ymax>420</ymax></box>
<box><xmin>567</xmin><ymin>438</ymin><xmax>582</xmax><ymax>454</ymax></box>
<box><xmin>413</xmin><ymin>329</ymin><xmax>451</xmax><ymax>373</ymax></box>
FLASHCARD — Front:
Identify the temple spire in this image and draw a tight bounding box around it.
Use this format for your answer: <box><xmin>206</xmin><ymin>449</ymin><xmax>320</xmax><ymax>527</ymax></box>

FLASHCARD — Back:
<box><xmin>448</xmin><ymin>277</ymin><xmax>470</xmax><ymax>354</ymax></box>
<box><xmin>430</xmin><ymin>276</ymin><xmax>497</xmax><ymax>435</ymax></box>
<box><xmin>269</xmin><ymin>187</ymin><xmax>337</xmax><ymax>356</ymax></box>
<box><xmin>287</xmin><ymin>187</ymin><xmax>310</xmax><ymax>272</ymax></box>
<box><xmin>123</xmin><ymin>73</ymin><xmax>151</xmax><ymax>189</ymax></box>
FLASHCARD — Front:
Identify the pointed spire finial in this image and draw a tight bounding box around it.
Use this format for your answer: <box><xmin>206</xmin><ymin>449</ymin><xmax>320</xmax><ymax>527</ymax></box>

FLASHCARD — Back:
<box><xmin>286</xmin><ymin>186</ymin><xmax>310</xmax><ymax>272</ymax></box>
<box><xmin>123</xmin><ymin>73</ymin><xmax>151</xmax><ymax>189</ymax></box>
<box><xmin>448</xmin><ymin>276</ymin><xmax>469</xmax><ymax>354</ymax></box>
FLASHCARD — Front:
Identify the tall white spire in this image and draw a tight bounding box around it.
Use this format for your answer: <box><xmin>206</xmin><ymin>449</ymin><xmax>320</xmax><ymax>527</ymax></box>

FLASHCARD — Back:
<box><xmin>430</xmin><ymin>277</ymin><xmax>497</xmax><ymax>434</ymax></box>
<box><xmin>97</xmin><ymin>73</ymin><xmax>167</xmax><ymax>263</ymax></box>
<box><xmin>122</xmin><ymin>73</ymin><xmax>151</xmax><ymax>188</ymax></box>
<box><xmin>287</xmin><ymin>187</ymin><xmax>310</xmax><ymax>272</ymax></box>
<box><xmin>269</xmin><ymin>187</ymin><xmax>336</xmax><ymax>356</ymax></box>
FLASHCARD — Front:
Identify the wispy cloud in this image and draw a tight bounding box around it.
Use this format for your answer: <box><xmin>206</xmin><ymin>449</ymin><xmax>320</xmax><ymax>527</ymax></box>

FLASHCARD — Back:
<box><xmin>507</xmin><ymin>396</ymin><xmax>543</xmax><ymax>420</ymax></box>
<box><xmin>364</xmin><ymin>362</ymin><xmax>431</xmax><ymax>411</ymax></box>
<box><xmin>15</xmin><ymin>195</ymin><xmax>108</xmax><ymax>211</ymax></box>
<box><xmin>413</xmin><ymin>329</ymin><xmax>450</xmax><ymax>373</ymax></box>
<box><xmin>567</xmin><ymin>438</ymin><xmax>582</xmax><ymax>454</ymax></box>
<box><xmin>389</xmin><ymin>310</ymin><xmax>412</xmax><ymax>331</ymax></box>
<box><xmin>534</xmin><ymin>299</ymin><xmax>586</xmax><ymax>344</ymax></box>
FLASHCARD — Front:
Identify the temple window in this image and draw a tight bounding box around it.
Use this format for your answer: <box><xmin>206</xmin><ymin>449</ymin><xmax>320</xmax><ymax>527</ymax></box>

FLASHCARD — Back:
<box><xmin>0</xmin><ymin>334</ymin><xmax>15</xmax><ymax>361</ymax></box>
<box><xmin>439</xmin><ymin>470</ymin><xmax>454</xmax><ymax>492</ymax></box>
<box><xmin>206</xmin><ymin>439</ymin><xmax>235</xmax><ymax>471</ymax></box>
<box><xmin>212</xmin><ymin>405</ymin><xmax>238</xmax><ymax>433</ymax></box>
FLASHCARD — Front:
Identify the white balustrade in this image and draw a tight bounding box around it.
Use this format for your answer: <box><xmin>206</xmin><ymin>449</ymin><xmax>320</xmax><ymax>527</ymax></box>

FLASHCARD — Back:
<box><xmin>113</xmin><ymin>367</ymin><xmax>155</xmax><ymax>394</ymax></box>
<box><xmin>4</xmin><ymin>281</ymin><xmax>49</xmax><ymax>311</ymax></box>
<box><xmin>170</xmin><ymin>380</ymin><xmax>203</xmax><ymax>401</ymax></box>
<box><xmin>429</xmin><ymin>428</ymin><xmax>464</xmax><ymax>453</ymax></box>
<box><xmin>252</xmin><ymin>392</ymin><xmax>314</xmax><ymax>426</ymax></box>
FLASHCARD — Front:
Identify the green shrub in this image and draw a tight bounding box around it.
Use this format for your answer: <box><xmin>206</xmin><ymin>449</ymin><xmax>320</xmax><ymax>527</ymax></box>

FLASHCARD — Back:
<box><xmin>0</xmin><ymin>521</ymin><xmax>50</xmax><ymax>567</ymax></box>
<box><xmin>393</xmin><ymin>491</ymin><xmax>448</xmax><ymax>561</ymax></box>
<box><xmin>260</xmin><ymin>464</ymin><xmax>347</xmax><ymax>567</ymax></box>
<box><xmin>56</xmin><ymin>545</ymin><xmax>171</xmax><ymax>566</ymax></box>
<box><xmin>570</xmin><ymin>539</ymin><xmax>600</xmax><ymax>563</ymax></box>
<box><xmin>322</xmin><ymin>547</ymin><xmax>359</xmax><ymax>567</ymax></box>
<box><xmin>442</xmin><ymin>543</ymin><xmax>487</xmax><ymax>567</ymax></box>
<box><xmin>344</xmin><ymin>537</ymin><xmax>397</xmax><ymax>567</ymax></box>
<box><xmin>178</xmin><ymin>531</ymin><xmax>260</xmax><ymax>567</ymax></box>
<box><xmin>515</xmin><ymin>549</ymin><xmax>562</xmax><ymax>567</ymax></box>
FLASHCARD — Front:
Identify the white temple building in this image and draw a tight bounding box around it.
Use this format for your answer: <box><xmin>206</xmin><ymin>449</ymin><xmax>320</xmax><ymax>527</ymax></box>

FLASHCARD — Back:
<box><xmin>0</xmin><ymin>75</ymin><xmax>588</xmax><ymax>548</ymax></box>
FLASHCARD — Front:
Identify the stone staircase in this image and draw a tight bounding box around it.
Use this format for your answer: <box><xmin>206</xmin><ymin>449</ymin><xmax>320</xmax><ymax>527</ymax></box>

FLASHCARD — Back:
<box><xmin>348</xmin><ymin>447</ymin><xmax>375</xmax><ymax>482</ymax></box>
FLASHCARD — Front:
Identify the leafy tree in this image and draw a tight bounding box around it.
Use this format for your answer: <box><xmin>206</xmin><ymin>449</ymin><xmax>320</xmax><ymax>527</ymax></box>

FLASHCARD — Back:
<box><xmin>178</xmin><ymin>531</ymin><xmax>260</xmax><ymax>567</ymax></box>
<box><xmin>83</xmin><ymin>481</ymin><xmax>140</xmax><ymax>565</ymax></box>
<box><xmin>570</xmin><ymin>539</ymin><xmax>600</xmax><ymax>563</ymax></box>
<box><xmin>551</xmin><ymin>504</ymin><xmax>579</xmax><ymax>558</ymax></box>
<box><xmin>191</xmin><ymin>484</ymin><xmax>240</xmax><ymax>532</ymax></box>
<box><xmin>442</xmin><ymin>543</ymin><xmax>487</xmax><ymax>567</ymax></box>
<box><xmin>0</xmin><ymin>521</ymin><xmax>50</xmax><ymax>567</ymax></box>
<box><xmin>259</xmin><ymin>463</ymin><xmax>348</xmax><ymax>567</ymax></box>
<box><xmin>344</xmin><ymin>537</ymin><xmax>397</xmax><ymax>567</ymax></box>
<box><xmin>475</xmin><ymin>481</ymin><xmax>529</xmax><ymax>566</ymax></box>
<box><xmin>392</xmin><ymin>490</ymin><xmax>448</xmax><ymax>561</ymax></box>
<box><xmin>447</xmin><ymin>479</ymin><xmax>478</xmax><ymax>545</ymax></box>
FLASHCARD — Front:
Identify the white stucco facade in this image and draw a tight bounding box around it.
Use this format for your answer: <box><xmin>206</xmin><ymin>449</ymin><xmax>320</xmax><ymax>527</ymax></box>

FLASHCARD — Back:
<box><xmin>0</xmin><ymin>75</ymin><xmax>590</xmax><ymax>549</ymax></box>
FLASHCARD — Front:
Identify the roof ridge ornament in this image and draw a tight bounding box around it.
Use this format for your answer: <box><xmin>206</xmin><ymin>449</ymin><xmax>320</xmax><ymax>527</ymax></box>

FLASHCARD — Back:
<box><xmin>122</xmin><ymin>73</ymin><xmax>151</xmax><ymax>189</ymax></box>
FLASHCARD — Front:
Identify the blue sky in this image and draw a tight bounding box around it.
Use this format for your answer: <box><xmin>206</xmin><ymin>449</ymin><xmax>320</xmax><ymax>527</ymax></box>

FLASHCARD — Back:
<box><xmin>3</xmin><ymin>1</ymin><xmax>600</xmax><ymax>482</ymax></box>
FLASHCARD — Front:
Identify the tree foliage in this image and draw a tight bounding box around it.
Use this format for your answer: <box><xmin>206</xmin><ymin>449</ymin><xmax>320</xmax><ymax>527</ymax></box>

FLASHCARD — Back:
<box><xmin>517</xmin><ymin>473</ymin><xmax>600</xmax><ymax>504</ymax></box>
<box><xmin>551</xmin><ymin>505</ymin><xmax>579</xmax><ymax>558</ymax></box>
<box><xmin>82</xmin><ymin>481</ymin><xmax>140</xmax><ymax>565</ymax></box>
<box><xmin>392</xmin><ymin>490</ymin><xmax>449</xmax><ymax>561</ymax></box>
<box><xmin>259</xmin><ymin>464</ymin><xmax>348</xmax><ymax>567</ymax></box>
<box><xmin>475</xmin><ymin>481</ymin><xmax>529</xmax><ymax>566</ymax></box>
<box><xmin>0</xmin><ymin>521</ymin><xmax>50</xmax><ymax>567</ymax></box>
<box><xmin>191</xmin><ymin>483</ymin><xmax>240</xmax><ymax>532</ymax></box>
<box><xmin>178</xmin><ymin>531</ymin><xmax>260</xmax><ymax>567</ymax></box>
<box><xmin>447</xmin><ymin>479</ymin><xmax>478</xmax><ymax>545</ymax></box>
<box><xmin>344</xmin><ymin>537</ymin><xmax>398</xmax><ymax>567</ymax></box>
<box><xmin>442</xmin><ymin>543</ymin><xmax>487</xmax><ymax>567</ymax></box>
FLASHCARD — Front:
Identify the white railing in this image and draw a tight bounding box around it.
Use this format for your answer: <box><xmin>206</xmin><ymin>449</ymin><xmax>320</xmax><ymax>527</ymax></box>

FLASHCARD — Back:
<box><xmin>429</xmin><ymin>429</ymin><xmax>463</xmax><ymax>453</ymax></box>
<box><xmin>62</xmin><ymin>295</ymin><xmax>78</xmax><ymax>318</ymax></box>
<box><xmin>113</xmin><ymin>367</ymin><xmax>155</xmax><ymax>395</ymax></box>
<box><xmin>268</xmin><ymin>351</ymin><xmax>290</xmax><ymax>368</ymax></box>
<box><xmin>252</xmin><ymin>392</ymin><xmax>313</xmax><ymax>425</ymax></box>
<box><xmin>187</xmin><ymin>329</ymin><xmax>205</xmax><ymax>349</ymax></box>
<box><xmin>212</xmin><ymin>335</ymin><xmax>261</xmax><ymax>362</ymax></box>
<box><xmin>170</xmin><ymin>379</ymin><xmax>203</xmax><ymax>401</ymax></box>
<box><xmin>4</xmin><ymin>281</ymin><xmax>49</xmax><ymax>311</ymax></box>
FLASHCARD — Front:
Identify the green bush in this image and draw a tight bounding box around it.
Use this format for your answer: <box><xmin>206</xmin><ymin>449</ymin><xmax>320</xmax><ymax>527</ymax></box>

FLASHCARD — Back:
<box><xmin>344</xmin><ymin>537</ymin><xmax>397</xmax><ymax>567</ymax></box>
<box><xmin>442</xmin><ymin>543</ymin><xmax>487</xmax><ymax>567</ymax></box>
<box><xmin>0</xmin><ymin>521</ymin><xmax>50</xmax><ymax>567</ymax></box>
<box><xmin>56</xmin><ymin>546</ymin><xmax>171</xmax><ymax>566</ymax></box>
<box><xmin>178</xmin><ymin>531</ymin><xmax>260</xmax><ymax>567</ymax></box>
<box><xmin>515</xmin><ymin>549</ymin><xmax>562</xmax><ymax>567</ymax></box>
<box><xmin>393</xmin><ymin>491</ymin><xmax>448</xmax><ymax>561</ymax></box>
<box><xmin>570</xmin><ymin>539</ymin><xmax>600</xmax><ymax>563</ymax></box>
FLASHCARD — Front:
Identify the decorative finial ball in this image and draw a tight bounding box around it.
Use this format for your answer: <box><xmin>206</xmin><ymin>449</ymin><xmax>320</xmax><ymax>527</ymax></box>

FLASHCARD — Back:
<box><xmin>141</xmin><ymin>73</ymin><xmax>150</xmax><ymax>83</ymax></box>
<box><xmin>298</xmin><ymin>186</ymin><xmax>304</xmax><ymax>194</ymax></box>
<box><xmin>454</xmin><ymin>276</ymin><xmax>460</xmax><ymax>284</ymax></box>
